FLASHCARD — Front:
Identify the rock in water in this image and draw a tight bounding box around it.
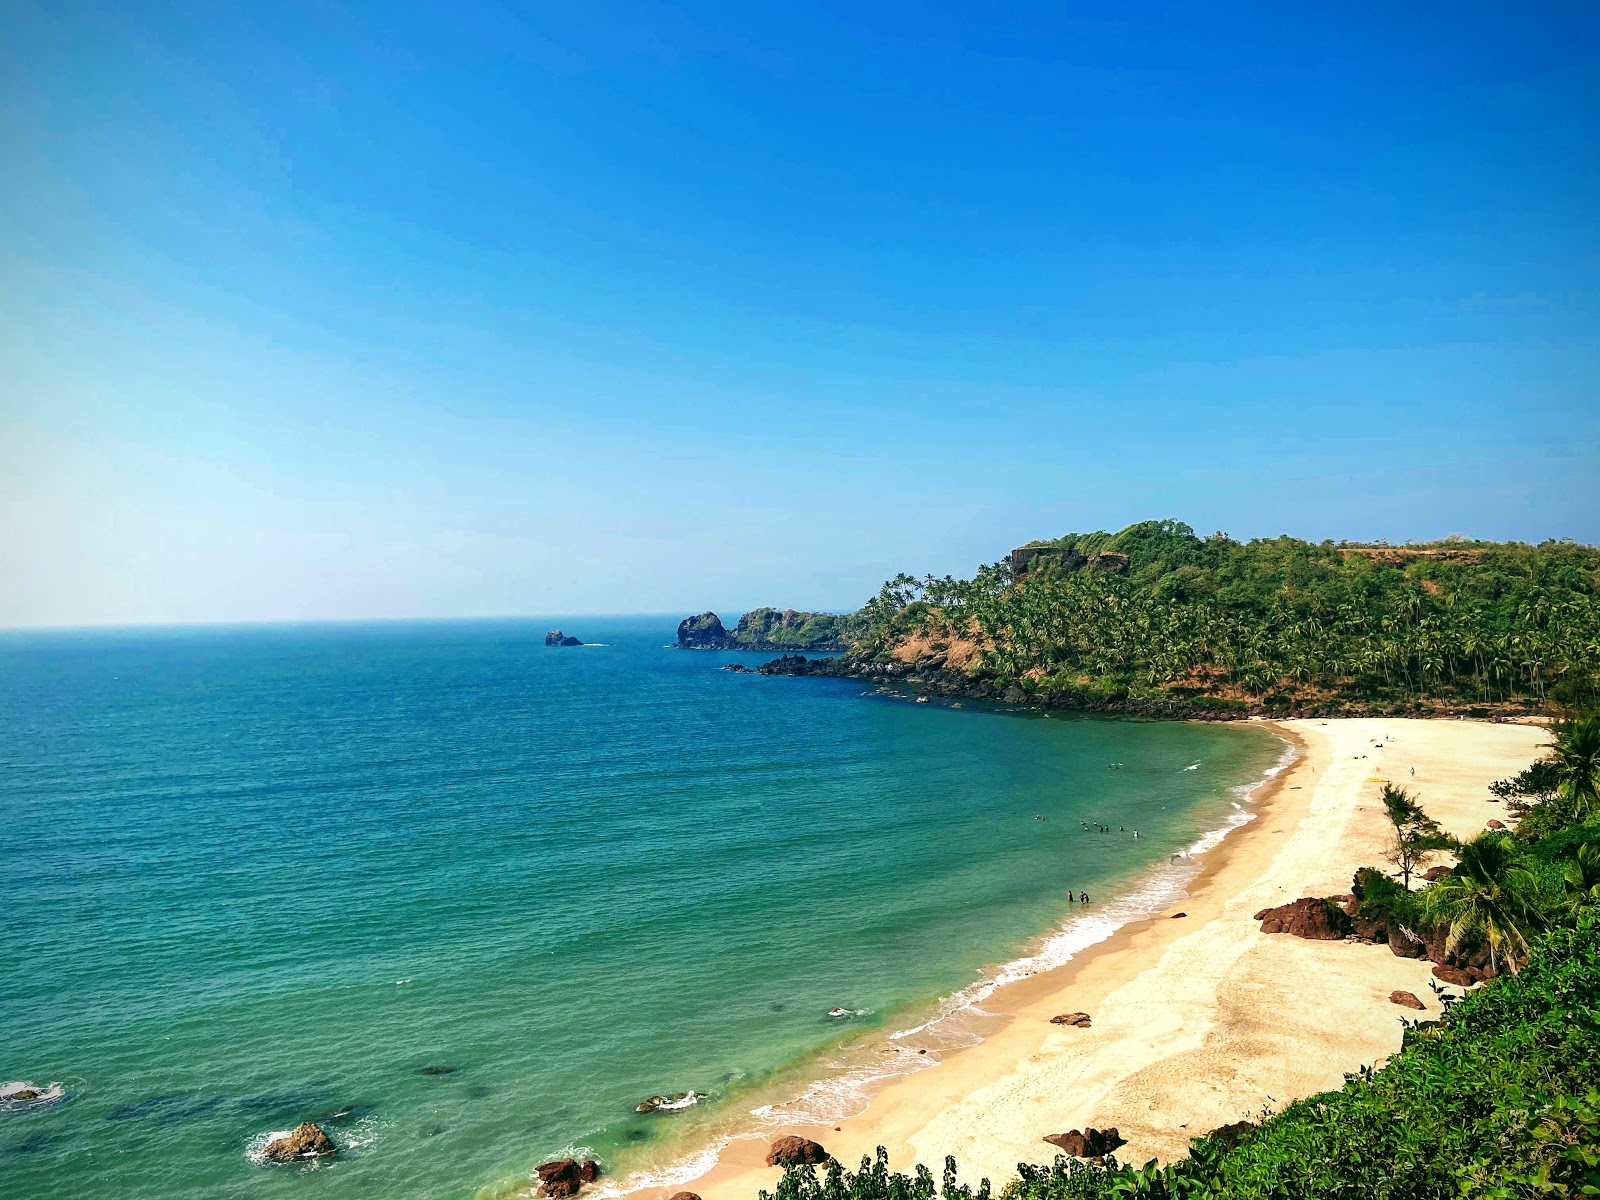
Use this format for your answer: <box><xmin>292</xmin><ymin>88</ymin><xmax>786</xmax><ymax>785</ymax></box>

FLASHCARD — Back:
<box><xmin>534</xmin><ymin>1159</ymin><xmax>600</xmax><ymax>1198</ymax></box>
<box><xmin>765</xmin><ymin>1136</ymin><xmax>828</xmax><ymax>1167</ymax></box>
<box><xmin>1255</xmin><ymin>897</ymin><xmax>1351</xmax><ymax>940</ymax></box>
<box><xmin>1049</xmin><ymin>1012</ymin><xmax>1092</xmax><ymax>1027</ymax></box>
<box><xmin>1389</xmin><ymin>990</ymin><xmax>1426</xmax><ymax>1010</ymax></box>
<box><xmin>544</xmin><ymin>630</ymin><xmax>583</xmax><ymax>647</ymax></box>
<box><xmin>676</xmin><ymin>612</ymin><xmax>735</xmax><ymax>649</ymax></box>
<box><xmin>1042</xmin><ymin>1127</ymin><xmax>1126</xmax><ymax>1159</ymax></box>
<box><xmin>262</xmin><ymin>1123</ymin><xmax>336</xmax><ymax>1162</ymax></box>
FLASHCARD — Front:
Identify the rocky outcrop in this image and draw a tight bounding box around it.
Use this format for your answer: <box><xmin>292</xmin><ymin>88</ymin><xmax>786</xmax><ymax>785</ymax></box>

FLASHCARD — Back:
<box><xmin>765</xmin><ymin>1136</ymin><xmax>829</xmax><ymax>1167</ymax></box>
<box><xmin>1043</xmin><ymin>1127</ymin><xmax>1126</xmax><ymax>1159</ymax></box>
<box><xmin>1432</xmin><ymin>963</ymin><xmax>1480</xmax><ymax>987</ymax></box>
<box><xmin>545</xmin><ymin>630</ymin><xmax>583</xmax><ymax>647</ymax></box>
<box><xmin>1049</xmin><ymin>1012</ymin><xmax>1092</xmax><ymax>1027</ymax></box>
<box><xmin>534</xmin><ymin>1159</ymin><xmax>600</xmax><ymax>1198</ymax></box>
<box><xmin>1389</xmin><ymin>990</ymin><xmax>1426</xmax><ymax>1010</ymax></box>
<box><xmin>678</xmin><ymin>610</ymin><xmax>851</xmax><ymax>652</ymax></box>
<box><xmin>677</xmin><ymin>612</ymin><xmax>736</xmax><ymax>649</ymax></box>
<box><xmin>262</xmin><ymin>1123</ymin><xmax>336</xmax><ymax>1162</ymax></box>
<box><xmin>1255</xmin><ymin>897</ymin><xmax>1351</xmax><ymax>940</ymax></box>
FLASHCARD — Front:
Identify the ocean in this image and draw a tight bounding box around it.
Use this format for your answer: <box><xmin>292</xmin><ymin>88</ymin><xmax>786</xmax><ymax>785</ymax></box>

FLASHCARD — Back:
<box><xmin>0</xmin><ymin>618</ymin><xmax>1286</xmax><ymax>1199</ymax></box>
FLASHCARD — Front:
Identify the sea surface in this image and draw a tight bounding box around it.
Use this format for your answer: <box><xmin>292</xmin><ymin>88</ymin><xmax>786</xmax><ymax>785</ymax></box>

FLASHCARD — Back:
<box><xmin>0</xmin><ymin>618</ymin><xmax>1286</xmax><ymax>1199</ymax></box>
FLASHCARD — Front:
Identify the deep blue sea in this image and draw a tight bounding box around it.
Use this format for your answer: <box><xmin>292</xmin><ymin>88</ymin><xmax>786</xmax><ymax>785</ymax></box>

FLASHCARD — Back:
<box><xmin>0</xmin><ymin>618</ymin><xmax>1285</xmax><ymax>1199</ymax></box>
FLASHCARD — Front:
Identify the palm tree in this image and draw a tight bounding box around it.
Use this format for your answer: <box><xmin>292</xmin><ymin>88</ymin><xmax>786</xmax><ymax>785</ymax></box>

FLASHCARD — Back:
<box><xmin>1564</xmin><ymin>843</ymin><xmax>1600</xmax><ymax>912</ymax></box>
<box><xmin>1549</xmin><ymin>716</ymin><xmax>1600</xmax><ymax>817</ymax></box>
<box><xmin>1421</xmin><ymin>835</ymin><xmax>1545</xmax><ymax>976</ymax></box>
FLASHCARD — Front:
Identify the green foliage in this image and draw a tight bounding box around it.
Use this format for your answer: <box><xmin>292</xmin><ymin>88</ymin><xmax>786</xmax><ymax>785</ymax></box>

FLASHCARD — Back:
<box><xmin>857</xmin><ymin>522</ymin><xmax>1600</xmax><ymax>713</ymax></box>
<box><xmin>1381</xmin><ymin>783</ymin><xmax>1451</xmax><ymax>889</ymax></box>
<box><xmin>1420</xmin><ymin>833</ymin><xmax>1548</xmax><ymax>974</ymax></box>
<box><xmin>732</xmin><ymin>608</ymin><xmax>862</xmax><ymax>650</ymax></box>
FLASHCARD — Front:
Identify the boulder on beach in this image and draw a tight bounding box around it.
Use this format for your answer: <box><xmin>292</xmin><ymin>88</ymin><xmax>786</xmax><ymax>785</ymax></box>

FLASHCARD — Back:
<box><xmin>667</xmin><ymin>1193</ymin><xmax>702</xmax><ymax>1200</ymax></box>
<box><xmin>765</xmin><ymin>1136</ymin><xmax>829</xmax><ymax>1167</ymax></box>
<box><xmin>1203</xmin><ymin>1121</ymin><xmax>1256</xmax><ymax>1151</ymax></box>
<box><xmin>534</xmin><ymin>1158</ymin><xmax>600</xmax><ymax>1198</ymax></box>
<box><xmin>1487</xmin><ymin>818</ymin><xmax>1506</xmax><ymax>830</ymax></box>
<box><xmin>1255</xmin><ymin>897</ymin><xmax>1351</xmax><ymax>940</ymax></box>
<box><xmin>1043</xmin><ymin>1127</ymin><xmax>1126</xmax><ymax>1159</ymax></box>
<box><xmin>1049</xmin><ymin>1012</ymin><xmax>1092</xmax><ymax>1028</ymax></box>
<box><xmin>262</xmin><ymin>1123</ymin><xmax>336</xmax><ymax>1162</ymax></box>
<box><xmin>1422</xmin><ymin>865</ymin><xmax>1453</xmax><ymax>882</ymax></box>
<box><xmin>1389</xmin><ymin>990</ymin><xmax>1426</xmax><ymax>1010</ymax></box>
<box><xmin>1432</xmin><ymin>963</ymin><xmax>1479</xmax><ymax>987</ymax></box>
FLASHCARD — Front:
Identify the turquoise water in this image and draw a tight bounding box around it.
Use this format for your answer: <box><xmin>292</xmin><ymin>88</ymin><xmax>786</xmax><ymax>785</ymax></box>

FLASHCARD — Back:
<box><xmin>0</xmin><ymin>618</ymin><xmax>1284</xmax><ymax>1199</ymax></box>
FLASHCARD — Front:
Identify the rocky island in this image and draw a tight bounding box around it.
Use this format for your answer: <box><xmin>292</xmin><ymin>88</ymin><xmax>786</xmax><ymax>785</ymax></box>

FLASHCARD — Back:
<box><xmin>675</xmin><ymin>608</ymin><xmax>857</xmax><ymax>652</ymax></box>
<box><xmin>544</xmin><ymin>630</ymin><xmax>584</xmax><ymax>647</ymax></box>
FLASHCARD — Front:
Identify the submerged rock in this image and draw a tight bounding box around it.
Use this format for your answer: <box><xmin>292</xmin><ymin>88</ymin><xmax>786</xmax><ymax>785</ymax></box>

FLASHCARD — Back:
<box><xmin>635</xmin><ymin>1091</ymin><xmax>702</xmax><ymax>1113</ymax></box>
<box><xmin>262</xmin><ymin>1123</ymin><xmax>336</xmax><ymax>1162</ymax></box>
<box><xmin>765</xmin><ymin>1136</ymin><xmax>828</xmax><ymax>1167</ymax></box>
<box><xmin>534</xmin><ymin>1158</ymin><xmax>600</xmax><ymax>1198</ymax></box>
<box><xmin>1043</xmin><ymin>1127</ymin><xmax>1125</xmax><ymax>1159</ymax></box>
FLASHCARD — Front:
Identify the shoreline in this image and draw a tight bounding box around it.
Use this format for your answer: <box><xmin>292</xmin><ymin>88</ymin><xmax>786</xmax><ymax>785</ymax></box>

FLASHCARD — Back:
<box><xmin>601</xmin><ymin>717</ymin><xmax>1545</xmax><ymax>1200</ymax></box>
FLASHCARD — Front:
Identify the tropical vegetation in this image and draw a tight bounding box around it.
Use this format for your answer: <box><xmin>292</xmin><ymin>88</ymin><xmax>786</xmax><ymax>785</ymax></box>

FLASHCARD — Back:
<box><xmin>844</xmin><ymin>521</ymin><xmax>1600</xmax><ymax>716</ymax></box>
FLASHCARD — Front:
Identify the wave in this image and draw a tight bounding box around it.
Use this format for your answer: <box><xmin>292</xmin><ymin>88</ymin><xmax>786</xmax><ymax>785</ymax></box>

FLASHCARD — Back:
<box><xmin>1</xmin><ymin>1080</ymin><xmax>67</xmax><ymax>1109</ymax></box>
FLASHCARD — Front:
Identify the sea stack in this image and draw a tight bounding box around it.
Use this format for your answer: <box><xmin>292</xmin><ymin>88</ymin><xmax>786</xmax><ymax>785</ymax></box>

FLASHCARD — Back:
<box><xmin>545</xmin><ymin>630</ymin><xmax>583</xmax><ymax>647</ymax></box>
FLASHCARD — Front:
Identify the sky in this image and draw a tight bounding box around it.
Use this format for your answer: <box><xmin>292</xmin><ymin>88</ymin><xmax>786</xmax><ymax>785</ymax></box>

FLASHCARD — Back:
<box><xmin>2</xmin><ymin>2</ymin><xmax>1598</xmax><ymax>627</ymax></box>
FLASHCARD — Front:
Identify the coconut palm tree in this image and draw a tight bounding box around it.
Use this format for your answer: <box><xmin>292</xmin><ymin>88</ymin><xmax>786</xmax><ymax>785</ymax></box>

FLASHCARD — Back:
<box><xmin>1421</xmin><ymin>835</ymin><xmax>1546</xmax><ymax>976</ymax></box>
<box><xmin>1549</xmin><ymin>716</ymin><xmax>1600</xmax><ymax>817</ymax></box>
<box><xmin>1564</xmin><ymin>843</ymin><xmax>1600</xmax><ymax>911</ymax></box>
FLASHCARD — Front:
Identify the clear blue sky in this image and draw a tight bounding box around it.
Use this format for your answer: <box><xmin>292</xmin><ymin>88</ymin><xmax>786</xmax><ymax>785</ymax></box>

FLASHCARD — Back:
<box><xmin>3</xmin><ymin>2</ymin><xmax>1597</xmax><ymax>627</ymax></box>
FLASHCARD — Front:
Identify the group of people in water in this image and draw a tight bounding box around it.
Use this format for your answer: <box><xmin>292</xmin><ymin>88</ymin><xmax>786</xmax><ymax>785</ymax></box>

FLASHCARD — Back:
<box><xmin>1081</xmin><ymin>819</ymin><xmax>1137</xmax><ymax>837</ymax></box>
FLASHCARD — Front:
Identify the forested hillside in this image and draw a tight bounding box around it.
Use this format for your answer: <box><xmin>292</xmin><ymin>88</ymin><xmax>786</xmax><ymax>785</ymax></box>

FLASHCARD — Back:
<box><xmin>841</xmin><ymin>520</ymin><xmax>1600</xmax><ymax>716</ymax></box>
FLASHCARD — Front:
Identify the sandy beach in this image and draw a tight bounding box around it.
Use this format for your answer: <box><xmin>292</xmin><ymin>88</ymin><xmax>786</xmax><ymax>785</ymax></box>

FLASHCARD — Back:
<box><xmin>649</xmin><ymin>717</ymin><xmax>1549</xmax><ymax>1200</ymax></box>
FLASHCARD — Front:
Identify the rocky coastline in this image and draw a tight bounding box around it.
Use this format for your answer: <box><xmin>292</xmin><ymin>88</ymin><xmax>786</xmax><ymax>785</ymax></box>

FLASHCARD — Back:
<box><xmin>754</xmin><ymin>654</ymin><xmax>1544</xmax><ymax>722</ymax></box>
<box><xmin>676</xmin><ymin>610</ymin><xmax>849</xmax><ymax>653</ymax></box>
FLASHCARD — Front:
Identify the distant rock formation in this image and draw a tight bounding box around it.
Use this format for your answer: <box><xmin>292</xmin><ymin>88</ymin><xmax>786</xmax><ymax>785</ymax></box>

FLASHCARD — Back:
<box><xmin>678</xmin><ymin>612</ymin><xmax>736</xmax><ymax>648</ymax></box>
<box><xmin>677</xmin><ymin>609</ymin><xmax>852</xmax><ymax>652</ymax></box>
<box><xmin>262</xmin><ymin>1123</ymin><xmax>336</xmax><ymax>1162</ymax></box>
<box><xmin>534</xmin><ymin>1158</ymin><xmax>600</xmax><ymax>1198</ymax></box>
<box><xmin>545</xmin><ymin>630</ymin><xmax>583</xmax><ymax>647</ymax></box>
<box><xmin>765</xmin><ymin>1136</ymin><xmax>829</xmax><ymax>1167</ymax></box>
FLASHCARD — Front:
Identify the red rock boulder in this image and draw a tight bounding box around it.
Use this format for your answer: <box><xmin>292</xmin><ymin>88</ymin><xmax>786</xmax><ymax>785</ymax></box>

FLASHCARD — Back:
<box><xmin>1043</xmin><ymin>1127</ymin><xmax>1126</xmax><ymax>1159</ymax></box>
<box><xmin>263</xmin><ymin>1123</ymin><xmax>336</xmax><ymax>1162</ymax></box>
<box><xmin>535</xmin><ymin>1159</ymin><xmax>600</xmax><ymax>1198</ymax></box>
<box><xmin>765</xmin><ymin>1137</ymin><xmax>828</xmax><ymax>1167</ymax></box>
<box><xmin>1388</xmin><ymin>990</ymin><xmax>1425</xmax><ymax>1010</ymax></box>
<box><xmin>1049</xmin><ymin>1012</ymin><xmax>1092</xmax><ymax>1027</ymax></box>
<box><xmin>1256</xmin><ymin>898</ymin><xmax>1351</xmax><ymax>940</ymax></box>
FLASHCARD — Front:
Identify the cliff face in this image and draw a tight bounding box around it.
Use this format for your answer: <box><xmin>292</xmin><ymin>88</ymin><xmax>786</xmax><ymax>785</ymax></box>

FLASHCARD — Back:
<box><xmin>676</xmin><ymin>608</ymin><xmax>853</xmax><ymax>652</ymax></box>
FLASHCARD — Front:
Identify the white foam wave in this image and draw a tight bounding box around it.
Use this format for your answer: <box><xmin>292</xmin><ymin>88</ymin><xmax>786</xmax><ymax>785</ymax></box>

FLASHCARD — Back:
<box><xmin>1</xmin><ymin>1080</ymin><xmax>66</xmax><ymax>1108</ymax></box>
